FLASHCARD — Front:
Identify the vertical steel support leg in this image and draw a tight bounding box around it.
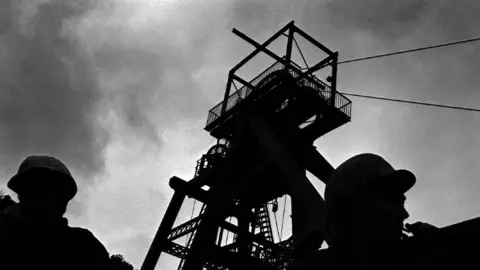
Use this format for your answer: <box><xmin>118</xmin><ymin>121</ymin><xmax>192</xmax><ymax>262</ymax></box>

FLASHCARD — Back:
<box><xmin>329</xmin><ymin>53</ymin><xmax>339</xmax><ymax>107</ymax></box>
<box><xmin>183</xmin><ymin>186</ymin><xmax>229</xmax><ymax>270</ymax></box>
<box><xmin>141</xmin><ymin>189</ymin><xmax>186</xmax><ymax>270</ymax></box>
<box><xmin>248</xmin><ymin>116</ymin><xmax>327</xmax><ymax>250</ymax></box>
<box><xmin>221</xmin><ymin>76</ymin><xmax>233</xmax><ymax>115</ymax></box>
<box><xmin>285</xmin><ymin>26</ymin><xmax>295</xmax><ymax>67</ymax></box>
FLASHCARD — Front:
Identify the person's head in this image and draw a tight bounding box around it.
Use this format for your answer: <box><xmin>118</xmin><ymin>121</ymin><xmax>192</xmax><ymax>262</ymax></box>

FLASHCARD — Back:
<box><xmin>7</xmin><ymin>155</ymin><xmax>77</xmax><ymax>222</ymax></box>
<box><xmin>324</xmin><ymin>153</ymin><xmax>415</xmax><ymax>251</ymax></box>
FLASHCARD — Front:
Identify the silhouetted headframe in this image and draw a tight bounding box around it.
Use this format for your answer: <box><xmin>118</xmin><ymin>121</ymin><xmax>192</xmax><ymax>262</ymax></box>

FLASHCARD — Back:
<box><xmin>141</xmin><ymin>21</ymin><xmax>350</xmax><ymax>270</ymax></box>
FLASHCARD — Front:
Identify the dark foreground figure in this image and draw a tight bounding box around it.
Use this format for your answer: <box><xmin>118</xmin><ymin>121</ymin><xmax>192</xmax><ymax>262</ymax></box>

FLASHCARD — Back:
<box><xmin>291</xmin><ymin>153</ymin><xmax>440</xmax><ymax>270</ymax></box>
<box><xmin>0</xmin><ymin>155</ymin><xmax>110</xmax><ymax>270</ymax></box>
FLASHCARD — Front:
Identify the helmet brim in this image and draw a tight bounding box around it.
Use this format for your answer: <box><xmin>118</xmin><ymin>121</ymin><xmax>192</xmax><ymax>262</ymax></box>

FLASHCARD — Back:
<box><xmin>7</xmin><ymin>168</ymin><xmax>77</xmax><ymax>201</ymax></box>
<box><xmin>378</xmin><ymin>169</ymin><xmax>416</xmax><ymax>195</ymax></box>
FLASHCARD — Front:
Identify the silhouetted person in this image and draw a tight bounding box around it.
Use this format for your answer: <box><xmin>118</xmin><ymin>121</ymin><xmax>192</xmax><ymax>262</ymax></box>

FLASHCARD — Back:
<box><xmin>322</xmin><ymin>153</ymin><xmax>415</xmax><ymax>270</ymax></box>
<box><xmin>291</xmin><ymin>153</ymin><xmax>437</xmax><ymax>270</ymax></box>
<box><xmin>0</xmin><ymin>155</ymin><xmax>111</xmax><ymax>270</ymax></box>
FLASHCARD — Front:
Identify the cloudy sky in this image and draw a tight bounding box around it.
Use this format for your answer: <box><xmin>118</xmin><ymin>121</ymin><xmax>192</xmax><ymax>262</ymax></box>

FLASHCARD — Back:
<box><xmin>1</xmin><ymin>0</ymin><xmax>480</xmax><ymax>268</ymax></box>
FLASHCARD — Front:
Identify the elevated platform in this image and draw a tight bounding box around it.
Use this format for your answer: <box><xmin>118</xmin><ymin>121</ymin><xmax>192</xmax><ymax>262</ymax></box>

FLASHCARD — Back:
<box><xmin>205</xmin><ymin>59</ymin><xmax>351</xmax><ymax>141</ymax></box>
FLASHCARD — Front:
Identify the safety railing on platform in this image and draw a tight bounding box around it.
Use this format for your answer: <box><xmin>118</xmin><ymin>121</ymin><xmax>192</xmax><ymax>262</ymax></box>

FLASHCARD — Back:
<box><xmin>206</xmin><ymin>58</ymin><xmax>352</xmax><ymax>129</ymax></box>
<box><xmin>206</xmin><ymin>60</ymin><xmax>285</xmax><ymax>127</ymax></box>
<box><xmin>336</xmin><ymin>95</ymin><xmax>352</xmax><ymax>118</ymax></box>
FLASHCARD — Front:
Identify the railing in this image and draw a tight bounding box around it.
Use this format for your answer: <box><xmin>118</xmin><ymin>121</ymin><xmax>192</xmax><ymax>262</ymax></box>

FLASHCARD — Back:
<box><xmin>206</xmin><ymin>60</ymin><xmax>286</xmax><ymax>127</ymax></box>
<box><xmin>337</xmin><ymin>96</ymin><xmax>352</xmax><ymax>118</ymax></box>
<box><xmin>206</xmin><ymin>58</ymin><xmax>352</xmax><ymax>129</ymax></box>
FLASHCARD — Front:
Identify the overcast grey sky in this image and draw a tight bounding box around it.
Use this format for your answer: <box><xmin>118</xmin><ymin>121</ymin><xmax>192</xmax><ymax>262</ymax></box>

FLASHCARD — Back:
<box><xmin>1</xmin><ymin>0</ymin><xmax>480</xmax><ymax>268</ymax></box>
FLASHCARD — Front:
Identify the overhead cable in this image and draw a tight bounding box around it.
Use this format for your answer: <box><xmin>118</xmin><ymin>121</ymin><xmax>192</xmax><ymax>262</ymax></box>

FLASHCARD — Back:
<box><xmin>338</xmin><ymin>36</ymin><xmax>480</xmax><ymax>65</ymax></box>
<box><xmin>342</xmin><ymin>92</ymin><xmax>480</xmax><ymax>113</ymax></box>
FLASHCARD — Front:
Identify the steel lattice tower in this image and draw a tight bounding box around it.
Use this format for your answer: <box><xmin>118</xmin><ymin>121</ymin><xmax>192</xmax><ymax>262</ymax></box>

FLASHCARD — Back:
<box><xmin>141</xmin><ymin>21</ymin><xmax>352</xmax><ymax>270</ymax></box>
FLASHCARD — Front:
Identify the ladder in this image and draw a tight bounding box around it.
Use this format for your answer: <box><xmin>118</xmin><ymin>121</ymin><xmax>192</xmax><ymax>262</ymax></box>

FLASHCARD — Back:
<box><xmin>256</xmin><ymin>203</ymin><xmax>274</xmax><ymax>243</ymax></box>
<box><xmin>177</xmin><ymin>204</ymin><xmax>207</xmax><ymax>270</ymax></box>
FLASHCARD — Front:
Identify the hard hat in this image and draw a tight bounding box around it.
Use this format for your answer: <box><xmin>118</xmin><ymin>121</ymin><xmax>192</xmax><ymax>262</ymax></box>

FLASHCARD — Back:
<box><xmin>8</xmin><ymin>155</ymin><xmax>77</xmax><ymax>201</ymax></box>
<box><xmin>324</xmin><ymin>153</ymin><xmax>415</xmax><ymax>213</ymax></box>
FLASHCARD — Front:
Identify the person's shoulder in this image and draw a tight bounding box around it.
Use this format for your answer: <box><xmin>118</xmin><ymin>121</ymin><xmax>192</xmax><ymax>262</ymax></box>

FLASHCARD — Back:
<box><xmin>67</xmin><ymin>226</ymin><xmax>97</xmax><ymax>236</ymax></box>
<box><xmin>0</xmin><ymin>213</ymin><xmax>21</xmax><ymax>247</ymax></box>
<box><xmin>68</xmin><ymin>226</ymin><xmax>103</xmax><ymax>240</ymax></box>
<box><xmin>66</xmin><ymin>226</ymin><xmax>111</xmax><ymax>269</ymax></box>
<box><xmin>0</xmin><ymin>212</ymin><xmax>19</xmax><ymax>228</ymax></box>
<box><xmin>0</xmin><ymin>212</ymin><xmax>11</xmax><ymax>220</ymax></box>
<box><xmin>67</xmin><ymin>226</ymin><xmax>107</xmax><ymax>250</ymax></box>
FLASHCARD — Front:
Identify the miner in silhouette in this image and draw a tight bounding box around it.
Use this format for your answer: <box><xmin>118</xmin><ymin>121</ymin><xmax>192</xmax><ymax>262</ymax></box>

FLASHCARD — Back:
<box><xmin>321</xmin><ymin>153</ymin><xmax>416</xmax><ymax>269</ymax></box>
<box><xmin>0</xmin><ymin>155</ymin><xmax>110</xmax><ymax>270</ymax></box>
<box><xmin>291</xmin><ymin>153</ymin><xmax>437</xmax><ymax>270</ymax></box>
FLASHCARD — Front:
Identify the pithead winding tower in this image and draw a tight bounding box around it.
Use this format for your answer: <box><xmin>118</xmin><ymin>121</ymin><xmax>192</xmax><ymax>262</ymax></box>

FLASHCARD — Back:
<box><xmin>141</xmin><ymin>21</ymin><xmax>352</xmax><ymax>270</ymax></box>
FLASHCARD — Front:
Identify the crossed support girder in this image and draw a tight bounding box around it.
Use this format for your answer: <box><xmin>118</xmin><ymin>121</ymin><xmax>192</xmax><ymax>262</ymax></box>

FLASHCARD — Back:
<box><xmin>221</xmin><ymin>21</ymin><xmax>339</xmax><ymax>116</ymax></box>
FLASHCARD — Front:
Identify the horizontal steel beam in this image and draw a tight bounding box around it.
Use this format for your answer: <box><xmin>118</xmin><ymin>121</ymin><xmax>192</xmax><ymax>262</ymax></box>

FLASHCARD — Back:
<box><xmin>232</xmin><ymin>28</ymin><xmax>288</xmax><ymax>72</ymax></box>
<box><xmin>232</xmin><ymin>74</ymin><xmax>255</xmax><ymax>91</ymax></box>
<box><xmin>163</xmin><ymin>241</ymin><xmax>227</xmax><ymax>270</ymax></box>
<box><xmin>304</xmin><ymin>53</ymin><xmax>337</xmax><ymax>77</ymax></box>
<box><xmin>219</xmin><ymin>220</ymin><xmax>283</xmax><ymax>254</ymax></box>
<box><xmin>170</xmin><ymin>176</ymin><xmax>210</xmax><ymax>203</ymax></box>
<box><xmin>170</xmin><ymin>176</ymin><xmax>257</xmax><ymax>222</ymax></box>
<box><xmin>167</xmin><ymin>214</ymin><xmax>204</xmax><ymax>241</ymax></box>
<box><xmin>231</xmin><ymin>21</ymin><xmax>294</xmax><ymax>74</ymax></box>
<box><xmin>292</xmin><ymin>25</ymin><xmax>334</xmax><ymax>55</ymax></box>
<box><xmin>163</xmin><ymin>241</ymin><xmax>188</xmax><ymax>259</ymax></box>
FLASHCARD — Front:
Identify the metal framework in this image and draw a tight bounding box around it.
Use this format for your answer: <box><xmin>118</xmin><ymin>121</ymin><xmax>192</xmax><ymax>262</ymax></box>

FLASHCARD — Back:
<box><xmin>136</xmin><ymin>19</ymin><xmax>480</xmax><ymax>270</ymax></box>
<box><xmin>141</xmin><ymin>21</ymin><xmax>352</xmax><ymax>270</ymax></box>
<box><xmin>205</xmin><ymin>21</ymin><xmax>351</xmax><ymax>142</ymax></box>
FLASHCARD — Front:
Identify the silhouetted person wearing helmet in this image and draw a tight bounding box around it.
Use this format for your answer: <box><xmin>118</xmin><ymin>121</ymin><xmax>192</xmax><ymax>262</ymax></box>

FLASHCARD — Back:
<box><xmin>323</xmin><ymin>153</ymin><xmax>442</xmax><ymax>270</ymax></box>
<box><xmin>320</xmin><ymin>153</ymin><xmax>414</xmax><ymax>269</ymax></box>
<box><xmin>0</xmin><ymin>155</ymin><xmax>111</xmax><ymax>270</ymax></box>
<box><xmin>291</xmin><ymin>153</ymin><xmax>438</xmax><ymax>270</ymax></box>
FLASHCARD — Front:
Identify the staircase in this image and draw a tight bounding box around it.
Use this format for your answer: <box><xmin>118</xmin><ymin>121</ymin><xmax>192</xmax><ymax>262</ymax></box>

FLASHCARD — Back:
<box><xmin>255</xmin><ymin>204</ymin><xmax>274</xmax><ymax>243</ymax></box>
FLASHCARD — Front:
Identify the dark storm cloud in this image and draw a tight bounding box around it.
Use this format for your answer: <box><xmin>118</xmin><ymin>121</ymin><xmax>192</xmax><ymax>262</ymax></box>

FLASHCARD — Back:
<box><xmin>228</xmin><ymin>0</ymin><xmax>276</xmax><ymax>35</ymax></box>
<box><xmin>300</xmin><ymin>1</ymin><xmax>480</xmax><ymax>62</ymax></box>
<box><xmin>0</xmin><ymin>0</ymin><xmax>215</xmax><ymax>185</ymax></box>
<box><xmin>323</xmin><ymin>0</ymin><xmax>429</xmax><ymax>40</ymax></box>
<box><xmin>78</xmin><ymin>1</ymin><xmax>218</xmax><ymax>134</ymax></box>
<box><xmin>0</xmin><ymin>0</ymin><xmax>109</xmax><ymax>181</ymax></box>
<box><xmin>94</xmin><ymin>41</ymin><xmax>208</xmax><ymax>126</ymax></box>
<box><xmin>228</xmin><ymin>0</ymin><xmax>296</xmax><ymax>38</ymax></box>
<box><xmin>93</xmin><ymin>44</ymin><xmax>166</xmax><ymax>144</ymax></box>
<box><xmin>313</xmin><ymin>0</ymin><xmax>480</xmax><ymax>109</ymax></box>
